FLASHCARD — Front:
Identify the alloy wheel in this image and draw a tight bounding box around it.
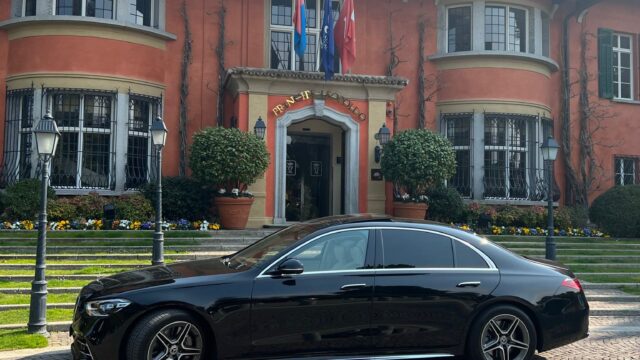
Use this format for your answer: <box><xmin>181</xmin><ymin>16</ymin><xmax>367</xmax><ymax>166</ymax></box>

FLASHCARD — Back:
<box><xmin>147</xmin><ymin>321</ymin><xmax>203</xmax><ymax>360</ymax></box>
<box><xmin>480</xmin><ymin>314</ymin><xmax>531</xmax><ymax>360</ymax></box>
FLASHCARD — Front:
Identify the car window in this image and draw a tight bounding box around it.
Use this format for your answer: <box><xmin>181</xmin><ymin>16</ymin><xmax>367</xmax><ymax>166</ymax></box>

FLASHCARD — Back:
<box><xmin>288</xmin><ymin>229</ymin><xmax>370</xmax><ymax>272</ymax></box>
<box><xmin>454</xmin><ymin>240</ymin><xmax>489</xmax><ymax>268</ymax></box>
<box><xmin>380</xmin><ymin>229</ymin><xmax>454</xmax><ymax>268</ymax></box>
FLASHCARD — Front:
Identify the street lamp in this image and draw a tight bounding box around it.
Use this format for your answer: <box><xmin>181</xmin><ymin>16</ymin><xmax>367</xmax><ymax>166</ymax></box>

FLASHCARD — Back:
<box><xmin>28</xmin><ymin>111</ymin><xmax>60</xmax><ymax>334</ymax></box>
<box><xmin>374</xmin><ymin>123</ymin><xmax>390</xmax><ymax>163</ymax></box>
<box><xmin>150</xmin><ymin>116</ymin><xmax>168</xmax><ymax>266</ymax></box>
<box><xmin>541</xmin><ymin>136</ymin><xmax>559</xmax><ymax>260</ymax></box>
<box><xmin>254</xmin><ymin>116</ymin><xmax>266</xmax><ymax>140</ymax></box>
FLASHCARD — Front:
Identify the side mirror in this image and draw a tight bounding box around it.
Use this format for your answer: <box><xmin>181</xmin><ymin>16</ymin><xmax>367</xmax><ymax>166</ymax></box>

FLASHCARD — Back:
<box><xmin>277</xmin><ymin>258</ymin><xmax>304</xmax><ymax>275</ymax></box>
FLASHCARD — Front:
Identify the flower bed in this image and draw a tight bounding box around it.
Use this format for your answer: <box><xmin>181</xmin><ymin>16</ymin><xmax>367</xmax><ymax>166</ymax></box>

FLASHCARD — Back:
<box><xmin>0</xmin><ymin>219</ymin><xmax>221</xmax><ymax>231</ymax></box>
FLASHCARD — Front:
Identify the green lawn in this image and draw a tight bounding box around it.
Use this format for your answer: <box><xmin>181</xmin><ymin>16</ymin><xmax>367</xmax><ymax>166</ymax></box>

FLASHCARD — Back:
<box><xmin>0</xmin><ymin>258</ymin><xmax>174</xmax><ymax>265</ymax></box>
<box><xmin>0</xmin><ymin>239</ymin><xmax>201</xmax><ymax>247</ymax></box>
<box><xmin>559</xmin><ymin>257</ymin><xmax>640</xmax><ymax>264</ymax></box>
<box><xmin>0</xmin><ymin>329</ymin><xmax>47</xmax><ymax>351</ymax></box>
<box><xmin>488</xmin><ymin>236</ymin><xmax>640</xmax><ymax>245</ymax></box>
<box><xmin>0</xmin><ymin>267</ymin><xmax>132</xmax><ymax>276</ymax></box>
<box><xmin>565</xmin><ymin>266</ymin><xmax>640</xmax><ymax>274</ymax></box>
<box><xmin>0</xmin><ymin>279</ymin><xmax>91</xmax><ymax>288</ymax></box>
<box><xmin>0</xmin><ymin>293</ymin><xmax>77</xmax><ymax>305</ymax></box>
<box><xmin>620</xmin><ymin>286</ymin><xmax>640</xmax><ymax>295</ymax></box>
<box><xmin>515</xmin><ymin>249</ymin><xmax>640</xmax><ymax>256</ymax></box>
<box><xmin>579</xmin><ymin>274</ymin><xmax>640</xmax><ymax>283</ymax></box>
<box><xmin>0</xmin><ymin>308</ymin><xmax>74</xmax><ymax>325</ymax></box>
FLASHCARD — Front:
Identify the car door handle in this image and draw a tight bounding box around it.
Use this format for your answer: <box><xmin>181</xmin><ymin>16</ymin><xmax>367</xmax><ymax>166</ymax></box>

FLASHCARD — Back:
<box><xmin>457</xmin><ymin>281</ymin><xmax>481</xmax><ymax>288</ymax></box>
<box><xmin>340</xmin><ymin>283</ymin><xmax>367</xmax><ymax>290</ymax></box>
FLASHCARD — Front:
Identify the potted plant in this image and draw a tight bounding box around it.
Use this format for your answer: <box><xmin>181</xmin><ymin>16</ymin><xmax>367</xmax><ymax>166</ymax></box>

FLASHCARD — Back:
<box><xmin>380</xmin><ymin>129</ymin><xmax>456</xmax><ymax>219</ymax></box>
<box><xmin>189</xmin><ymin>127</ymin><xmax>270</xmax><ymax>229</ymax></box>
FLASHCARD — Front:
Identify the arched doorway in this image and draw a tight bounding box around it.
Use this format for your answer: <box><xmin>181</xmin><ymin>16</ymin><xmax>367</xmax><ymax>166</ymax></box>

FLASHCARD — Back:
<box><xmin>274</xmin><ymin>100</ymin><xmax>359</xmax><ymax>224</ymax></box>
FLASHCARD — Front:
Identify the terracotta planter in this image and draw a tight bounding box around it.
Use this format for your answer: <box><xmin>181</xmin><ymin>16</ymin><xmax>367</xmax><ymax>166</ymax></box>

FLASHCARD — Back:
<box><xmin>393</xmin><ymin>202</ymin><xmax>428</xmax><ymax>220</ymax></box>
<box><xmin>215</xmin><ymin>197</ymin><xmax>254</xmax><ymax>230</ymax></box>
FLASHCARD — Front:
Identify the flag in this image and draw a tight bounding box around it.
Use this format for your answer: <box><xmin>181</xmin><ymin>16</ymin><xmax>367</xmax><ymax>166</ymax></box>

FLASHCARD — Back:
<box><xmin>293</xmin><ymin>0</ymin><xmax>307</xmax><ymax>59</ymax></box>
<box><xmin>320</xmin><ymin>0</ymin><xmax>335</xmax><ymax>80</ymax></box>
<box><xmin>334</xmin><ymin>0</ymin><xmax>356</xmax><ymax>73</ymax></box>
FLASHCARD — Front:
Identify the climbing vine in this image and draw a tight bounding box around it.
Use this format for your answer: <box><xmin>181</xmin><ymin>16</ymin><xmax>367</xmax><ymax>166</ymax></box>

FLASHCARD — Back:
<box><xmin>178</xmin><ymin>0</ymin><xmax>193</xmax><ymax>177</ymax></box>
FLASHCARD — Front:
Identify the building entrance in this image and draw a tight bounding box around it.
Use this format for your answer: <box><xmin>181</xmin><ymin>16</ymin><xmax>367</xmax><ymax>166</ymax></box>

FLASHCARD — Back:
<box><xmin>285</xmin><ymin>134</ymin><xmax>333</xmax><ymax>221</ymax></box>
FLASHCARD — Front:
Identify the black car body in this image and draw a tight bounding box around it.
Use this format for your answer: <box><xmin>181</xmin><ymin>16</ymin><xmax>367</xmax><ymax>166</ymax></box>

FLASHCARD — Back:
<box><xmin>71</xmin><ymin>214</ymin><xmax>589</xmax><ymax>360</ymax></box>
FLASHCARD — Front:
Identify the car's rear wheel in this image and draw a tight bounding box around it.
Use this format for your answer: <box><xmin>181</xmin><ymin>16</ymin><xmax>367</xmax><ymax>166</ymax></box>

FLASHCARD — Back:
<box><xmin>126</xmin><ymin>309</ymin><xmax>207</xmax><ymax>360</ymax></box>
<box><xmin>467</xmin><ymin>305</ymin><xmax>537</xmax><ymax>360</ymax></box>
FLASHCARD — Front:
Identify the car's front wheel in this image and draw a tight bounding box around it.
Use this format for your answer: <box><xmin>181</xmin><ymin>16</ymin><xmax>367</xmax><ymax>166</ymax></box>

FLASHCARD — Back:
<box><xmin>126</xmin><ymin>309</ymin><xmax>207</xmax><ymax>360</ymax></box>
<box><xmin>467</xmin><ymin>305</ymin><xmax>537</xmax><ymax>360</ymax></box>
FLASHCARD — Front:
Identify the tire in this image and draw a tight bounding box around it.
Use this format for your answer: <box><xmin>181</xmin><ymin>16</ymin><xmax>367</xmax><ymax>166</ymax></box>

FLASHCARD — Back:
<box><xmin>126</xmin><ymin>309</ymin><xmax>208</xmax><ymax>360</ymax></box>
<box><xmin>467</xmin><ymin>305</ymin><xmax>537</xmax><ymax>360</ymax></box>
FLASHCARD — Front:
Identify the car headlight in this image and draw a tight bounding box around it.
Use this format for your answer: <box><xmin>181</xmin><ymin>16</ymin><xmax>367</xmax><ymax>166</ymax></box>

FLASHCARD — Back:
<box><xmin>85</xmin><ymin>299</ymin><xmax>131</xmax><ymax>317</ymax></box>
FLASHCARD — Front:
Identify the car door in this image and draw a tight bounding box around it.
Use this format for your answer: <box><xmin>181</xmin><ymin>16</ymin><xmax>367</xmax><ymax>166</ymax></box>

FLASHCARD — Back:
<box><xmin>250</xmin><ymin>228</ymin><xmax>375</xmax><ymax>358</ymax></box>
<box><xmin>372</xmin><ymin>228</ymin><xmax>500</xmax><ymax>352</ymax></box>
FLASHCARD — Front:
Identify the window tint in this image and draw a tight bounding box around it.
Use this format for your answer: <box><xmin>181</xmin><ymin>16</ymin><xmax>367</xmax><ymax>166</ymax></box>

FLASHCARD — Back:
<box><xmin>288</xmin><ymin>229</ymin><xmax>369</xmax><ymax>272</ymax></box>
<box><xmin>380</xmin><ymin>230</ymin><xmax>453</xmax><ymax>268</ymax></box>
<box><xmin>454</xmin><ymin>241</ymin><xmax>489</xmax><ymax>268</ymax></box>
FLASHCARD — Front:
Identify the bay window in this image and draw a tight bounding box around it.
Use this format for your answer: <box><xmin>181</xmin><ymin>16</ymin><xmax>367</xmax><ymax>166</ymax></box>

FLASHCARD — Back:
<box><xmin>447</xmin><ymin>5</ymin><xmax>472</xmax><ymax>53</ymax></box>
<box><xmin>126</xmin><ymin>95</ymin><xmax>160</xmax><ymax>190</ymax></box>
<box><xmin>485</xmin><ymin>5</ymin><xmax>527</xmax><ymax>52</ymax></box>
<box><xmin>55</xmin><ymin>0</ymin><xmax>114</xmax><ymax>19</ymax></box>
<box><xmin>23</xmin><ymin>0</ymin><xmax>36</xmax><ymax>16</ymax></box>
<box><xmin>130</xmin><ymin>0</ymin><xmax>159</xmax><ymax>27</ymax></box>
<box><xmin>443</xmin><ymin>113</ymin><xmax>472</xmax><ymax>197</ymax></box>
<box><xmin>2</xmin><ymin>89</ymin><xmax>34</xmax><ymax>186</ymax></box>
<box><xmin>50</xmin><ymin>91</ymin><xmax>115</xmax><ymax>189</ymax></box>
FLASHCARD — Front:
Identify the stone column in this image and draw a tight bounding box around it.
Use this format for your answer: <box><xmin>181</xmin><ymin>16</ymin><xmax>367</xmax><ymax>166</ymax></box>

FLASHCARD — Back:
<box><xmin>367</xmin><ymin>101</ymin><xmax>387</xmax><ymax>214</ymax></box>
<box><xmin>472</xmin><ymin>111</ymin><xmax>484</xmax><ymax>200</ymax></box>
<box><xmin>114</xmin><ymin>92</ymin><xmax>130</xmax><ymax>193</ymax></box>
<box><xmin>246</xmin><ymin>93</ymin><xmax>271</xmax><ymax>228</ymax></box>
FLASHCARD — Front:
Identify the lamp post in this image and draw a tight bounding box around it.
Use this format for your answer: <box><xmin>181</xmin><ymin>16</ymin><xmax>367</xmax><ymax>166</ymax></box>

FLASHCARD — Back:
<box><xmin>28</xmin><ymin>112</ymin><xmax>60</xmax><ymax>334</ymax></box>
<box><xmin>374</xmin><ymin>123</ymin><xmax>391</xmax><ymax>163</ymax></box>
<box><xmin>150</xmin><ymin>116</ymin><xmax>168</xmax><ymax>266</ymax></box>
<box><xmin>254</xmin><ymin>116</ymin><xmax>266</xmax><ymax>140</ymax></box>
<box><xmin>541</xmin><ymin>136</ymin><xmax>559</xmax><ymax>260</ymax></box>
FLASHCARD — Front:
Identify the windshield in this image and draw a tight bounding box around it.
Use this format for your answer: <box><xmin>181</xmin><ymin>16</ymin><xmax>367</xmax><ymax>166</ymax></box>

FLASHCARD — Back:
<box><xmin>225</xmin><ymin>223</ymin><xmax>325</xmax><ymax>270</ymax></box>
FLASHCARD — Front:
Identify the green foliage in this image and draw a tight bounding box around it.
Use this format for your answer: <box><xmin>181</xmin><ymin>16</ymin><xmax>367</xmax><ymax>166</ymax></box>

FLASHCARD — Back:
<box><xmin>48</xmin><ymin>198</ymin><xmax>79</xmax><ymax>221</ymax></box>
<box><xmin>495</xmin><ymin>206</ymin><xmax>524</xmax><ymax>227</ymax></box>
<box><xmin>590</xmin><ymin>185</ymin><xmax>640</xmax><ymax>237</ymax></box>
<box><xmin>142</xmin><ymin>177</ymin><xmax>214</xmax><ymax>221</ymax></box>
<box><xmin>113</xmin><ymin>194</ymin><xmax>154</xmax><ymax>221</ymax></box>
<box><xmin>72</xmin><ymin>192</ymin><xmax>108</xmax><ymax>219</ymax></box>
<box><xmin>426</xmin><ymin>187</ymin><xmax>465</xmax><ymax>223</ymax></box>
<box><xmin>553</xmin><ymin>207</ymin><xmax>573</xmax><ymax>229</ymax></box>
<box><xmin>380</xmin><ymin>129</ymin><xmax>456</xmax><ymax>196</ymax></box>
<box><xmin>2</xmin><ymin>179</ymin><xmax>55</xmax><ymax>220</ymax></box>
<box><xmin>189</xmin><ymin>127</ymin><xmax>270</xmax><ymax>191</ymax></box>
<box><xmin>517</xmin><ymin>206</ymin><xmax>546</xmax><ymax>228</ymax></box>
<box><xmin>0</xmin><ymin>330</ymin><xmax>47</xmax><ymax>351</ymax></box>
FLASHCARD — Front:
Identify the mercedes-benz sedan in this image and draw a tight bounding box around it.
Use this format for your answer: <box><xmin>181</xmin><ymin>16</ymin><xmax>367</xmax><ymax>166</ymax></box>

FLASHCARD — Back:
<box><xmin>70</xmin><ymin>214</ymin><xmax>588</xmax><ymax>360</ymax></box>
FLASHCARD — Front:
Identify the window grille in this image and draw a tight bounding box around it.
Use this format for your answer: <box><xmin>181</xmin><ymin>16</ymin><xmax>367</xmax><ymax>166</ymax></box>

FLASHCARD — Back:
<box><xmin>483</xmin><ymin>113</ymin><xmax>537</xmax><ymax>200</ymax></box>
<box><xmin>442</xmin><ymin>113</ymin><xmax>473</xmax><ymax>198</ymax></box>
<box><xmin>615</xmin><ymin>157</ymin><xmax>637</xmax><ymax>186</ymax></box>
<box><xmin>48</xmin><ymin>90</ymin><xmax>116</xmax><ymax>190</ymax></box>
<box><xmin>2</xmin><ymin>88</ymin><xmax>34</xmax><ymax>187</ymax></box>
<box><xmin>125</xmin><ymin>94</ymin><xmax>160</xmax><ymax>190</ymax></box>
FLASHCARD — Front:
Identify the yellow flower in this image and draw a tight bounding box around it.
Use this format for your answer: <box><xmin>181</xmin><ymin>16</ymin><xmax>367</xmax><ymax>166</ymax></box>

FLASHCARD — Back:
<box><xmin>209</xmin><ymin>223</ymin><xmax>220</xmax><ymax>230</ymax></box>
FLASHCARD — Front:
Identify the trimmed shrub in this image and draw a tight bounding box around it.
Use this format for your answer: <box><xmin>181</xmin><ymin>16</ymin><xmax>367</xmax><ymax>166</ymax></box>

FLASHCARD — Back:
<box><xmin>2</xmin><ymin>179</ymin><xmax>56</xmax><ymax>220</ymax></box>
<box><xmin>381</xmin><ymin>129</ymin><xmax>456</xmax><ymax>197</ymax></box>
<box><xmin>590</xmin><ymin>185</ymin><xmax>640</xmax><ymax>237</ymax></box>
<box><xmin>142</xmin><ymin>177</ymin><xmax>214</xmax><ymax>221</ymax></box>
<box><xmin>48</xmin><ymin>198</ymin><xmax>79</xmax><ymax>221</ymax></box>
<box><xmin>113</xmin><ymin>194</ymin><xmax>154</xmax><ymax>221</ymax></box>
<box><xmin>73</xmin><ymin>192</ymin><xmax>108</xmax><ymax>220</ymax></box>
<box><xmin>426</xmin><ymin>187</ymin><xmax>465</xmax><ymax>223</ymax></box>
<box><xmin>553</xmin><ymin>207</ymin><xmax>573</xmax><ymax>229</ymax></box>
<box><xmin>517</xmin><ymin>206</ymin><xmax>546</xmax><ymax>228</ymax></box>
<box><xmin>495</xmin><ymin>206</ymin><xmax>523</xmax><ymax>227</ymax></box>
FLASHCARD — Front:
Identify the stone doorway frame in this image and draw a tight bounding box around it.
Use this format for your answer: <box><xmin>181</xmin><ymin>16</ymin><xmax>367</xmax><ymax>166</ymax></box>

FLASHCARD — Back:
<box><xmin>274</xmin><ymin>99</ymin><xmax>359</xmax><ymax>224</ymax></box>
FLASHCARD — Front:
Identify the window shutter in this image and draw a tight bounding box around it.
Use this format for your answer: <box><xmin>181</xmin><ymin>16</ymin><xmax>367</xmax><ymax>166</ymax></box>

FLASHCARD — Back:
<box><xmin>598</xmin><ymin>28</ymin><xmax>614</xmax><ymax>99</ymax></box>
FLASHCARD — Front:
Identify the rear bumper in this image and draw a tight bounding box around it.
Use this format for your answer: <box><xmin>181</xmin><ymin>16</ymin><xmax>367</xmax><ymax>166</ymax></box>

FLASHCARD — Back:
<box><xmin>540</xmin><ymin>297</ymin><xmax>589</xmax><ymax>352</ymax></box>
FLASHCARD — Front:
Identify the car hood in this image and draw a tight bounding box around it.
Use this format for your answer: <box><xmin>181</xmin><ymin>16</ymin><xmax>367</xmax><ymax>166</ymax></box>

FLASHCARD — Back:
<box><xmin>81</xmin><ymin>258</ymin><xmax>241</xmax><ymax>298</ymax></box>
<box><xmin>524</xmin><ymin>256</ymin><xmax>575</xmax><ymax>278</ymax></box>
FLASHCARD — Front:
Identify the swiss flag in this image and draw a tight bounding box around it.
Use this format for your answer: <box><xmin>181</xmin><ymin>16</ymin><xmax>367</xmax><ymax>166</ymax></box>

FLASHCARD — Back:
<box><xmin>334</xmin><ymin>0</ymin><xmax>356</xmax><ymax>73</ymax></box>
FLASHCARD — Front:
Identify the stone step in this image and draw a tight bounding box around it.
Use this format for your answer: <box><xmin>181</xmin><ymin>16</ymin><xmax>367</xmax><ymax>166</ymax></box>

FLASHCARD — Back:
<box><xmin>0</xmin><ymin>287</ymin><xmax>81</xmax><ymax>294</ymax></box>
<box><xmin>0</xmin><ymin>264</ymin><xmax>146</xmax><ymax>270</ymax></box>
<box><xmin>566</xmin><ymin>263</ymin><xmax>640</xmax><ymax>268</ymax></box>
<box><xmin>576</xmin><ymin>272</ymin><xmax>640</xmax><ymax>276</ymax></box>
<box><xmin>0</xmin><ymin>303</ymin><xmax>74</xmax><ymax>311</ymax></box>
<box><xmin>498</xmin><ymin>241</ymin><xmax>640</xmax><ymax>248</ymax></box>
<box><xmin>0</xmin><ymin>252</ymin><xmax>230</xmax><ymax>261</ymax></box>
<box><xmin>587</xmin><ymin>295</ymin><xmax>640</xmax><ymax>302</ymax></box>
<box><xmin>0</xmin><ymin>245</ymin><xmax>245</xmax><ymax>253</ymax></box>
<box><xmin>583</xmin><ymin>283</ymin><xmax>640</xmax><ymax>289</ymax></box>
<box><xmin>0</xmin><ymin>321</ymin><xmax>71</xmax><ymax>332</ymax></box>
<box><xmin>513</xmin><ymin>248</ymin><xmax>640</xmax><ymax>253</ymax></box>
<box><xmin>0</xmin><ymin>275</ymin><xmax>100</xmax><ymax>281</ymax></box>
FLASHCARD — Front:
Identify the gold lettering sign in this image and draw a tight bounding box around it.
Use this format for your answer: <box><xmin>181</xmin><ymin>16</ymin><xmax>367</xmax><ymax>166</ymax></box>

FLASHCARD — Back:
<box><xmin>272</xmin><ymin>90</ymin><xmax>367</xmax><ymax>121</ymax></box>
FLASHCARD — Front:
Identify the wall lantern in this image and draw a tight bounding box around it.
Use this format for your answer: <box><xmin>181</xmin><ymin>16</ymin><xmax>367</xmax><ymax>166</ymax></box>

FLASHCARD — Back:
<box><xmin>33</xmin><ymin>112</ymin><xmax>61</xmax><ymax>158</ymax></box>
<box><xmin>540</xmin><ymin>136</ymin><xmax>559</xmax><ymax>162</ymax></box>
<box><xmin>150</xmin><ymin>116</ymin><xmax>168</xmax><ymax>148</ymax></box>
<box><xmin>254</xmin><ymin>116</ymin><xmax>266</xmax><ymax>140</ymax></box>
<box><xmin>374</xmin><ymin>123</ymin><xmax>391</xmax><ymax>163</ymax></box>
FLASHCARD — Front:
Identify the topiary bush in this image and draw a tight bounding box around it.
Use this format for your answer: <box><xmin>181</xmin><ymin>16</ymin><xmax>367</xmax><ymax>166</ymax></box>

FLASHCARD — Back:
<box><xmin>590</xmin><ymin>185</ymin><xmax>640</xmax><ymax>237</ymax></box>
<box><xmin>426</xmin><ymin>186</ymin><xmax>465</xmax><ymax>223</ymax></box>
<box><xmin>48</xmin><ymin>198</ymin><xmax>79</xmax><ymax>221</ymax></box>
<box><xmin>189</xmin><ymin>127</ymin><xmax>270</xmax><ymax>193</ymax></box>
<box><xmin>495</xmin><ymin>206</ymin><xmax>523</xmax><ymax>227</ymax></box>
<box><xmin>2</xmin><ymin>179</ymin><xmax>56</xmax><ymax>220</ymax></box>
<box><xmin>381</xmin><ymin>129</ymin><xmax>456</xmax><ymax>197</ymax></box>
<box><xmin>113</xmin><ymin>194</ymin><xmax>154</xmax><ymax>221</ymax></box>
<box><xmin>141</xmin><ymin>177</ymin><xmax>214</xmax><ymax>221</ymax></box>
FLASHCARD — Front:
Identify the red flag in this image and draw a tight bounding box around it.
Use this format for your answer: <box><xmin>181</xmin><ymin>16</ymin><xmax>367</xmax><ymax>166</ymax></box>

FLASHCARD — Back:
<box><xmin>334</xmin><ymin>0</ymin><xmax>356</xmax><ymax>73</ymax></box>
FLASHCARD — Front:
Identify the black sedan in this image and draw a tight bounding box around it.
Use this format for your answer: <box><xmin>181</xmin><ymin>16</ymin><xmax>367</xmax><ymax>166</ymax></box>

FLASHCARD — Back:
<box><xmin>70</xmin><ymin>214</ymin><xmax>589</xmax><ymax>360</ymax></box>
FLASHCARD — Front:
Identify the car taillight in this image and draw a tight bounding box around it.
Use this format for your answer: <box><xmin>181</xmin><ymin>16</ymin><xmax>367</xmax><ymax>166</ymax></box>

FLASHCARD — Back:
<box><xmin>562</xmin><ymin>278</ymin><xmax>583</xmax><ymax>291</ymax></box>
